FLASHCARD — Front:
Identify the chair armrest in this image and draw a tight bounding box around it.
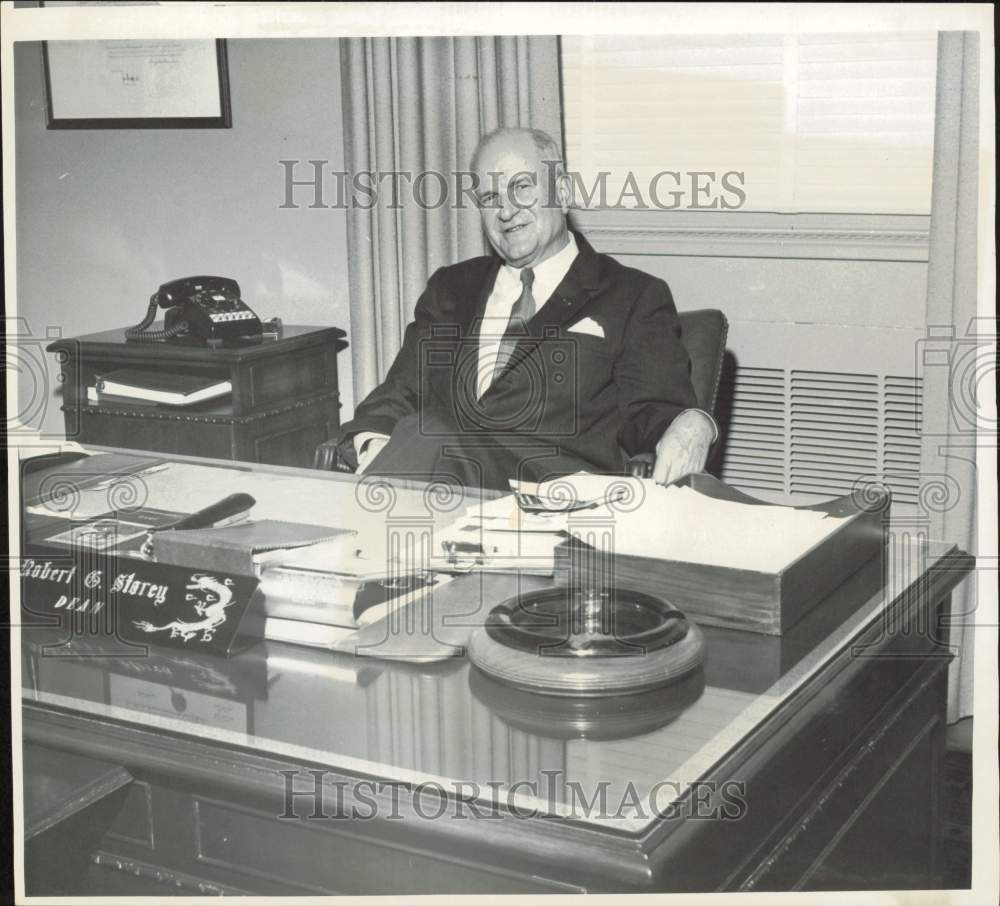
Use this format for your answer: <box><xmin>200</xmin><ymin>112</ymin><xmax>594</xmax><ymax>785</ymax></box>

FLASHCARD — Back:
<box><xmin>313</xmin><ymin>438</ymin><xmax>355</xmax><ymax>473</ymax></box>
<box><xmin>626</xmin><ymin>452</ymin><xmax>655</xmax><ymax>479</ymax></box>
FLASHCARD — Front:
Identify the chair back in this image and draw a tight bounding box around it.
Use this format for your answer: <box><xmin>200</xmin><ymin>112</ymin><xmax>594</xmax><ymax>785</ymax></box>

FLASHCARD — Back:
<box><xmin>678</xmin><ymin>308</ymin><xmax>728</xmax><ymax>414</ymax></box>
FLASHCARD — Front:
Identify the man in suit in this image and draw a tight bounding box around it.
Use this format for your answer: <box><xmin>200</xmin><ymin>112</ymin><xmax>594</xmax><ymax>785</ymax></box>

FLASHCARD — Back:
<box><xmin>331</xmin><ymin>127</ymin><xmax>716</xmax><ymax>491</ymax></box>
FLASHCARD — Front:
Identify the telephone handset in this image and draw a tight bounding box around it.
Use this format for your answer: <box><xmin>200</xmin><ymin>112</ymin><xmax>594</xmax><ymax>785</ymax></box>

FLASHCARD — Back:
<box><xmin>125</xmin><ymin>276</ymin><xmax>263</xmax><ymax>344</ymax></box>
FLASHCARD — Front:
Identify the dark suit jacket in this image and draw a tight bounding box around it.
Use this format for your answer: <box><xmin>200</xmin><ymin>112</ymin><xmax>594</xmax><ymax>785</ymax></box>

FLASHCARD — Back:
<box><xmin>337</xmin><ymin>232</ymin><xmax>698</xmax><ymax>474</ymax></box>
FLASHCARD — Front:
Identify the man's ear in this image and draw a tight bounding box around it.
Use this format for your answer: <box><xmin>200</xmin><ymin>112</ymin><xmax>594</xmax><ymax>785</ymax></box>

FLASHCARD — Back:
<box><xmin>555</xmin><ymin>170</ymin><xmax>572</xmax><ymax>212</ymax></box>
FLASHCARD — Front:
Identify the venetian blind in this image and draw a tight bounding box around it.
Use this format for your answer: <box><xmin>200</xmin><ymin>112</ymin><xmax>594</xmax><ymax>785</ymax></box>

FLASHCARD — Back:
<box><xmin>561</xmin><ymin>33</ymin><xmax>937</xmax><ymax>213</ymax></box>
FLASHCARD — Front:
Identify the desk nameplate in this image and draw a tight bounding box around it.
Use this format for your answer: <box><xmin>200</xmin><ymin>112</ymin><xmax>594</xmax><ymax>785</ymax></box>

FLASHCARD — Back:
<box><xmin>21</xmin><ymin>542</ymin><xmax>262</xmax><ymax>657</ymax></box>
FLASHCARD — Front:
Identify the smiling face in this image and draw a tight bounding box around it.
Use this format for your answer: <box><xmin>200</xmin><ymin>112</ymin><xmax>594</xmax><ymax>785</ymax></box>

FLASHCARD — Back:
<box><xmin>473</xmin><ymin>133</ymin><xmax>571</xmax><ymax>269</ymax></box>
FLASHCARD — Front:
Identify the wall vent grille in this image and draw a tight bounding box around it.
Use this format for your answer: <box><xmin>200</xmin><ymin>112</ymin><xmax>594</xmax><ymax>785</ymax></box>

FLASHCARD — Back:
<box><xmin>882</xmin><ymin>375</ymin><xmax>923</xmax><ymax>507</ymax></box>
<box><xmin>790</xmin><ymin>370</ymin><xmax>881</xmax><ymax>499</ymax></box>
<box><xmin>716</xmin><ymin>369</ymin><xmax>923</xmax><ymax>508</ymax></box>
<box><xmin>717</xmin><ymin>367</ymin><xmax>787</xmax><ymax>493</ymax></box>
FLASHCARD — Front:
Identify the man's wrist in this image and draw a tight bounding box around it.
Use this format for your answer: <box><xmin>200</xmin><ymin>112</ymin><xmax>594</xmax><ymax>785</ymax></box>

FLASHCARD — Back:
<box><xmin>676</xmin><ymin>408</ymin><xmax>719</xmax><ymax>443</ymax></box>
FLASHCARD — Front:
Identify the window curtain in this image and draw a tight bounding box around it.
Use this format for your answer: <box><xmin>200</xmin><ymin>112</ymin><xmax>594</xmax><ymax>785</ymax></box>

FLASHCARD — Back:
<box><xmin>340</xmin><ymin>36</ymin><xmax>562</xmax><ymax>401</ymax></box>
<box><xmin>921</xmin><ymin>32</ymin><xmax>982</xmax><ymax>721</ymax></box>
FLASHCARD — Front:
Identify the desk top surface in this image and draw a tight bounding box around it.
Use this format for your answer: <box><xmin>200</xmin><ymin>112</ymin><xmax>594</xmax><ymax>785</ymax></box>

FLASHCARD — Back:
<box><xmin>18</xmin><ymin>448</ymin><xmax>965</xmax><ymax>836</ymax></box>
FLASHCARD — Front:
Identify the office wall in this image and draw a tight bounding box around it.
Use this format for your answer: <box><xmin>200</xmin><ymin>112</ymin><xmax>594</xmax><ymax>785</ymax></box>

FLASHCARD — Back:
<box><xmin>13</xmin><ymin>38</ymin><xmax>354</xmax><ymax>439</ymax></box>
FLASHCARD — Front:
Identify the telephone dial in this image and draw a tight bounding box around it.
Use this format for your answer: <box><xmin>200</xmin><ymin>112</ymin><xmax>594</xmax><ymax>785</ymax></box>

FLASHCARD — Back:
<box><xmin>125</xmin><ymin>276</ymin><xmax>265</xmax><ymax>344</ymax></box>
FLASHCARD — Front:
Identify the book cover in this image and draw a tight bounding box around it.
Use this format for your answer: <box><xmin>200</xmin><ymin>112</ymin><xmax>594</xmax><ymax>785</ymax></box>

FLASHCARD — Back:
<box><xmin>154</xmin><ymin>521</ymin><xmax>353</xmax><ymax>576</ymax></box>
<box><xmin>264</xmin><ymin>618</ymin><xmax>356</xmax><ymax>649</ymax></box>
<box><xmin>260</xmin><ymin>568</ymin><xmax>437</xmax><ymax>627</ymax></box>
<box><xmin>95</xmin><ymin>369</ymin><xmax>232</xmax><ymax>404</ymax></box>
<box><xmin>88</xmin><ymin>388</ymin><xmax>163</xmax><ymax>408</ymax></box>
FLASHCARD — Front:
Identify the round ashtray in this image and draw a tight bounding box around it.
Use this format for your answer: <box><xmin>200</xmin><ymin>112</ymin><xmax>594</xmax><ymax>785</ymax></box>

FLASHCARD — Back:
<box><xmin>468</xmin><ymin>586</ymin><xmax>706</xmax><ymax>696</ymax></box>
<box><xmin>469</xmin><ymin>665</ymin><xmax>706</xmax><ymax>740</ymax></box>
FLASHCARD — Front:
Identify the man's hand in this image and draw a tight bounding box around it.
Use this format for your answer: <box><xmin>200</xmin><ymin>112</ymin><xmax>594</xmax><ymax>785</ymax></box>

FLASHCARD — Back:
<box><xmin>355</xmin><ymin>434</ymin><xmax>390</xmax><ymax>474</ymax></box>
<box><xmin>652</xmin><ymin>410</ymin><xmax>715</xmax><ymax>485</ymax></box>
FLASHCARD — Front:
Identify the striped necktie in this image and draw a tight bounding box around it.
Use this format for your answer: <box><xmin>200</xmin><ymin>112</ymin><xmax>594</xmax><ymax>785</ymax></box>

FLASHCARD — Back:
<box><xmin>492</xmin><ymin>267</ymin><xmax>535</xmax><ymax>386</ymax></box>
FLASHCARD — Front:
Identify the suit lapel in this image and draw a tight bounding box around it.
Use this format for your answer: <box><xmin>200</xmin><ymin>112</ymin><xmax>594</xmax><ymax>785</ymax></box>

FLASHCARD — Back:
<box><xmin>449</xmin><ymin>255</ymin><xmax>502</xmax><ymax>406</ymax></box>
<box><xmin>529</xmin><ymin>233</ymin><xmax>604</xmax><ymax>335</ymax></box>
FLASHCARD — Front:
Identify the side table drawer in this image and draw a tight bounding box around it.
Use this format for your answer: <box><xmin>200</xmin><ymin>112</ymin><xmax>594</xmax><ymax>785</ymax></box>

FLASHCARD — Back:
<box><xmin>241</xmin><ymin>344</ymin><xmax>338</xmax><ymax>409</ymax></box>
<box><xmin>70</xmin><ymin>391</ymin><xmax>339</xmax><ymax>468</ymax></box>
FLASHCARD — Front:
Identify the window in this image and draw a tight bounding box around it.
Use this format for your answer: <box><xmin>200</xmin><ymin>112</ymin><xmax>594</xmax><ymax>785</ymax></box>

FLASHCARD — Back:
<box><xmin>561</xmin><ymin>33</ymin><xmax>937</xmax><ymax>214</ymax></box>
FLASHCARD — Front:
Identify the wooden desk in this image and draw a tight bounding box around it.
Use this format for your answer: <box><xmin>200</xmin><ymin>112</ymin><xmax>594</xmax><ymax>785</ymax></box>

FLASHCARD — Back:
<box><xmin>47</xmin><ymin>325</ymin><xmax>347</xmax><ymax>468</ymax></box>
<box><xmin>18</xmin><ymin>450</ymin><xmax>973</xmax><ymax>895</ymax></box>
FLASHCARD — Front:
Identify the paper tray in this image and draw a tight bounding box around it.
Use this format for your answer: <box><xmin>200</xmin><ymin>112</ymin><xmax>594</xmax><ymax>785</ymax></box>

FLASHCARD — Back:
<box><xmin>553</xmin><ymin>473</ymin><xmax>890</xmax><ymax>636</ymax></box>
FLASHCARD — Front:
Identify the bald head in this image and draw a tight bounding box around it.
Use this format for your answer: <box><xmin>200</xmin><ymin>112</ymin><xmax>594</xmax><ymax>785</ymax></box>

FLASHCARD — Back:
<box><xmin>471</xmin><ymin>127</ymin><xmax>563</xmax><ymax>176</ymax></box>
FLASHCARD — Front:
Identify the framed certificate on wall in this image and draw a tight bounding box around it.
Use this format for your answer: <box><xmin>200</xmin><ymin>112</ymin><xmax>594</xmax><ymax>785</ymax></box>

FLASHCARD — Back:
<box><xmin>42</xmin><ymin>37</ymin><xmax>232</xmax><ymax>129</ymax></box>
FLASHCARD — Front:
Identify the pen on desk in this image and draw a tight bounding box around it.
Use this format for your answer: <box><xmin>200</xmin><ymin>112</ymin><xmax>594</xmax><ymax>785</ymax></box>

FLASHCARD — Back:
<box><xmin>169</xmin><ymin>493</ymin><xmax>256</xmax><ymax>531</ymax></box>
<box><xmin>139</xmin><ymin>493</ymin><xmax>257</xmax><ymax>558</ymax></box>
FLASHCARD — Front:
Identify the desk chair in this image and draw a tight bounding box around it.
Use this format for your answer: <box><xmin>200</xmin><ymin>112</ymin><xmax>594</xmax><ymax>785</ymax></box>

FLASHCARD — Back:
<box><xmin>626</xmin><ymin>307</ymin><xmax>729</xmax><ymax>478</ymax></box>
<box><xmin>313</xmin><ymin>308</ymin><xmax>728</xmax><ymax>475</ymax></box>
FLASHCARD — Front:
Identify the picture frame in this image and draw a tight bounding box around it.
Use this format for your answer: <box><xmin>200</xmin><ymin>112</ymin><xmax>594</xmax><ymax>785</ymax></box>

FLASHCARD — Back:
<box><xmin>42</xmin><ymin>36</ymin><xmax>231</xmax><ymax>129</ymax></box>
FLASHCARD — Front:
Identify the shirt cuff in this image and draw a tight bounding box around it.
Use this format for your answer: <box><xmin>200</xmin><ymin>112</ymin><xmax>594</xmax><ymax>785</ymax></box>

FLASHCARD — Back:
<box><xmin>680</xmin><ymin>408</ymin><xmax>719</xmax><ymax>444</ymax></box>
<box><xmin>353</xmin><ymin>431</ymin><xmax>391</xmax><ymax>456</ymax></box>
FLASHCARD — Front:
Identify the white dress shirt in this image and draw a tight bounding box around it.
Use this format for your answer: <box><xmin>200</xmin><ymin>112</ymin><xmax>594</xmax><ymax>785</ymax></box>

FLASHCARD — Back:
<box><xmin>475</xmin><ymin>232</ymin><xmax>580</xmax><ymax>398</ymax></box>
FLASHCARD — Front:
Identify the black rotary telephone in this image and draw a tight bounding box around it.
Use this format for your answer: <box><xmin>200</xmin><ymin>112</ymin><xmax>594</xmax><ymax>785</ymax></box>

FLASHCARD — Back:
<box><xmin>125</xmin><ymin>276</ymin><xmax>264</xmax><ymax>344</ymax></box>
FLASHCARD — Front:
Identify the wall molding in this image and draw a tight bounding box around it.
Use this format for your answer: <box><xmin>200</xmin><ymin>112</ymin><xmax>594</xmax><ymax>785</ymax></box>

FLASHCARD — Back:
<box><xmin>571</xmin><ymin>211</ymin><xmax>931</xmax><ymax>263</ymax></box>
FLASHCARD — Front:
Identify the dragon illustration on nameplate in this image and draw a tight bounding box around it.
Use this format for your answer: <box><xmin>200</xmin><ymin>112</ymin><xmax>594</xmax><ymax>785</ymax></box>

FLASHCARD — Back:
<box><xmin>132</xmin><ymin>574</ymin><xmax>237</xmax><ymax>643</ymax></box>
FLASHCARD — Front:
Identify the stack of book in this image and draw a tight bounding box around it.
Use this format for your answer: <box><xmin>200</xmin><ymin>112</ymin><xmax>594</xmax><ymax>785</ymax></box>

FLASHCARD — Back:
<box><xmin>87</xmin><ymin>369</ymin><xmax>232</xmax><ymax>408</ymax></box>
<box><xmin>256</xmin><ymin>534</ymin><xmax>438</xmax><ymax>649</ymax></box>
<box><xmin>260</xmin><ymin>565</ymin><xmax>437</xmax><ymax>648</ymax></box>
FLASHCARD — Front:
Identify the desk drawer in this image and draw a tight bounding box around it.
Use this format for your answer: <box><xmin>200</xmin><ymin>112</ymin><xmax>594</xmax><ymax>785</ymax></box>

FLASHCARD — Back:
<box><xmin>647</xmin><ymin>597</ymin><xmax>952</xmax><ymax>891</ymax></box>
<box><xmin>193</xmin><ymin>796</ymin><xmax>581</xmax><ymax>895</ymax></box>
<box><xmin>742</xmin><ymin>660</ymin><xmax>948</xmax><ymax>890</ymax></box>
<box><xmin>105</xmin><ymin>781</ymin><xmax>155</xmax><ymax>851</ymax></box>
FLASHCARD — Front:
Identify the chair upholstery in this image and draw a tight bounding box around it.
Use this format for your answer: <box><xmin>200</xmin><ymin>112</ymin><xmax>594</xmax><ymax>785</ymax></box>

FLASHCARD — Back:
<box><xmin>313</xmin><ymin>308</ymin><xmax>729</xmax><ymax>473</ymax></box>
<box><xmin>677</xmin><ymin>308</ymin><xmax>728</xmax><ymax>415</ymax></box>
<box><xmin>625</xmin><ymin>308</ymin><xmax>728</xmax><ymax>478</ymax></box>
<box><xmin>313</xmin><ymin>432</ymin><xmax>353</xmax><ymax>472</ymax></box>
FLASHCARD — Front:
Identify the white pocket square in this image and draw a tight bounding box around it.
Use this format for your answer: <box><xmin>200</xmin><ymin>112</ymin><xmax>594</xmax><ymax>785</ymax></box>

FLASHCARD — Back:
<box><xmin>567</xmin><ymin>317</ymin><xmax>605</xmax><ymax>338</ymax></box>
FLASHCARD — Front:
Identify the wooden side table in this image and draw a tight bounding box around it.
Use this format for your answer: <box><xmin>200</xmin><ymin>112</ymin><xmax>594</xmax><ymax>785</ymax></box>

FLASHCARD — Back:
<box><xmin>48</xmin><ymin>325</ymin><xmax>348</xmax><ymax>468</ymax></box>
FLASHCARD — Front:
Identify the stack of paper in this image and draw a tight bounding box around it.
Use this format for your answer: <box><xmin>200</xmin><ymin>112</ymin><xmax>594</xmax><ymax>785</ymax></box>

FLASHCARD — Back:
<box><xmin>562</xmin><ymin>483</ymin><xmax>848</xmax><ymax>573</ymax></box>
<box><xmin>435</xmin><ymin>494</ymin><xmax>568</xmax><ymax>574</ymax></box>
<box><xmin>434</xmin><ymin>473</ymin><xmax>652</xmax><ymax>574</ymax></box>
<box><xmin>509</xmin><ymin>472</ymin><xmax>646</xmax><ymax>511</ymax></box>
<box><xmin>439</xmin><ymin>471</ymin><xmax>849</xmax><ymax>576</ymax></box>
